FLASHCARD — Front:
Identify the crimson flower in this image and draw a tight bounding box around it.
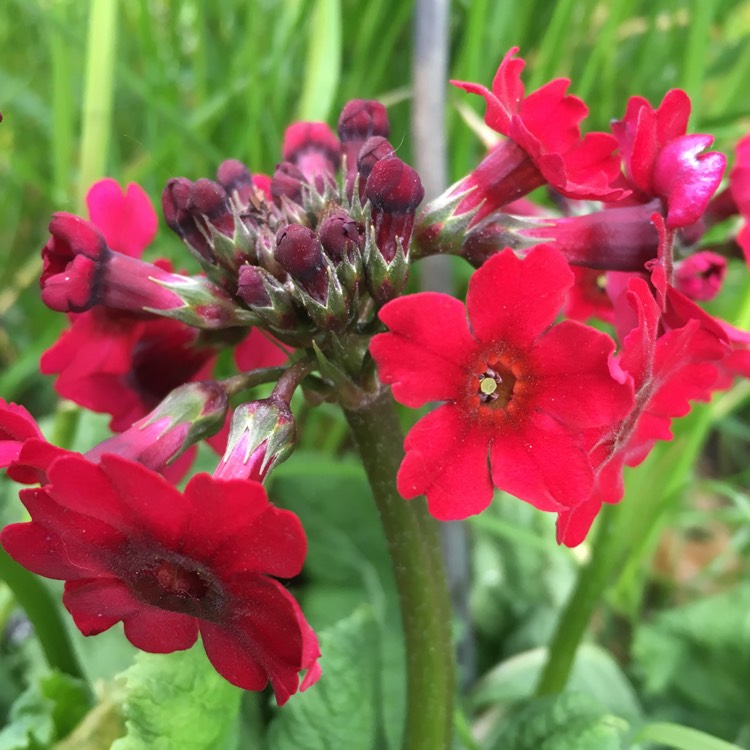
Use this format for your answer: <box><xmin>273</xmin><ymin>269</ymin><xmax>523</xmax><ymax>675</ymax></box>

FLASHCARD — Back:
<box><xmin>0</xmin><ymin>454</ymin><xmax>320</xmax><ymax>705</ymax></box>
<box><xmin>449</xmin><ymin>47</ymin><xmax>623</xmax><ymax>223</ymax></box>
<box><xmin>371</xmin><ymin>245</ymin><xmax>633</xmax><ymax>520</ymax></box>
<box><xmin>40</xmin><ymin>180</ymin><xmax>219</xmax><ymax>432</ymax></box>
<box><xmin>611</xmin><ymin>89</ymin><xmax>726</xmax><ymax>229</ymax></box>
<box><xmin>556</xmin><ymin>278</ymin><xmax>729</xmax><ymax>546</ymax></box>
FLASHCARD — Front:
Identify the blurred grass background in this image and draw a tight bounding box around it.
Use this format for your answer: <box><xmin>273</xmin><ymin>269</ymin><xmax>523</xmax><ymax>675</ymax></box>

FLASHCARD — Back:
<box><xmin>2</xmin><ymin>0</ymin><xmax>750</xmax><ymax>412</ymax></box>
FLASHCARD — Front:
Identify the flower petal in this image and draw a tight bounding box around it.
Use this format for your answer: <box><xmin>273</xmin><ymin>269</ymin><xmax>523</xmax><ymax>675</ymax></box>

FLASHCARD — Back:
<box><xmin>373</xmin><ymin>293</ymin><xmax>478</xmax><ymax>407</ymax></box>
<box><xmin>531</xmin><ymin>320</ymin><xmax>632</xmax><ymax>429</ymax></box>
<box><xmin>182</xmin><ymin>475</ymin><xmax>306</xmax><ymax>579</ymax></box>
<box><xmin>489</xmin><ymin>415</ymin><xmax>593</xmax><ymax>510</ymax></box>
<box><xmin>397</xmin><ymin>405</ymin><xmax>494</xmax><ymax>520</ymax></box>
<box><xmin>202</xmin><ymin>576</ymin><xmax>318</xmax><ymax>705</ymax></box>
<box><xmin>63</xmin><ymin>578</ymin><xmax>141</xmax><ymax>635</ymax></box>
<box><xmin>466</xmin><ymin>246</ymin><xmax>573</xmax><ymax>348</ymax></box>
<box><xmin>123</xmin><ymin>607</ymin><xmax>199</xmax><ymax>653</ymax></box>
<box><xmin>87</xmin><ymin>179</ymin><xmax>158</xmax><ymax>258</ymax></box>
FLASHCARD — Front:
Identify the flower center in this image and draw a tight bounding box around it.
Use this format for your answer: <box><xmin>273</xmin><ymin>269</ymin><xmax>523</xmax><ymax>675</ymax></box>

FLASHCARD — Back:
<box><xmin>477</xmin><ymin>366</ymin><xmax>516</xmax><ymax>408</ymax></box>
<box><xmin>128</xmin><ymin>552</ymin><xmax>226</xmax><ymax>620</ymax></box>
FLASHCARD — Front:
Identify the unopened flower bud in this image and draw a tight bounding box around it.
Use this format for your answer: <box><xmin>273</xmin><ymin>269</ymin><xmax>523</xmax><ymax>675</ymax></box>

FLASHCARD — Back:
<box><xmin>237</xmin><ymin>265</ymin><xmax>272</xmax><ymax>307</ymax></box>
<box><xmin>271</xmin><ymin>161</ymin><xmax>307</xmax><ymax>207</ymax></box>
<box><xmin>283</xmin><ymin>121</ymin><xmax>341</xmax><ymax>192</ymax></box>
<box><xmin>162</xmin><ymin>177</ymin><xmax>215</xmax><ymax>264</ymax></box>
<box><xmin>675</xmin><ymin>251</ymin><xmax>727</xmax><ymax>301</ymax></box>
<box><xmin>357</xmin><ymin>136</ymin><xmax>395</xmax><ymax>181</ymax></box>
<box><xmin>40</xmin><ymin>213</ymin><xmax>257</xmax><ymax>328</ymax></box>
<box><xmin>190</xmin><ymin>178</ymin><xmax>235</xmax><ymax>239</ymax></box>
<box><xmin>352</xmin><ymin>136</ymin><xmax>396</xmax><ymax>203</ymax></box>
<box><xmin>318</xmin><ymin>208</ymin><xmax>364</xmax><ymax>263</ymax></box>
<box><xmin>365</xmin><ymin>157</ymin><xmax>424</xmax><ymax>262</ymax></box>
<box><xmin>87</xmin><ymin>381</ymin><xmax>228</xmax><ymax>474</ymax></box>
<box><xmin>338</xmin><ymin>99</ymin><xmax>390</xmax><ymax>179</ymax></box>
<box><xmin>217</xmin><ymin>159</ymin><xmax>255</xmax><ymax>209</ymax></box>
<box><xmin>237</xmin><ymin>264</ymin><xmax>301</xmax><ymax>330</ymax></box>
<box><xmin>275</xmin><ymin>224</ymin><xmax>328</xmax><ymax>303</ymax></box>
<box><xmin>214</xmin><ymin>397</ymin><xmax>296</xmax><ymax>482</ymax></box>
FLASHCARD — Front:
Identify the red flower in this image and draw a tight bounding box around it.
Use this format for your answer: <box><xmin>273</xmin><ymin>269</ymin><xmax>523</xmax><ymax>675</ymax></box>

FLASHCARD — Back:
<box><xmin>449</xmin><ymin>47</ymin><xmax>623</xmax><ymax>222</ymax></box>
<box><xmin>371</xmin><ymin>245</ymin><xmax>633</xmax><ymax>520</ymax></box>
<box><xmin>612</xmin><ymin>90</ymin><xmax>726</xmax><ymax>228</ymax></box>
<box><xmin>0</xmin><ymin>454</ymin><xmax>320</xmax><ymax>705</ymax></box>
<box><xmin>40</xmin><ymin>181</ymin><xmax>219</xmax><ymax>432</ymax></box>
<box><xmin>42</xmin><ymin>310</ymin><xmax>216</xmax><ymax>432</ymax></box>
<box><xmin>556</xmin><ymin>278</ymin><xmax>729</xmax><ymax>546</ymax></box>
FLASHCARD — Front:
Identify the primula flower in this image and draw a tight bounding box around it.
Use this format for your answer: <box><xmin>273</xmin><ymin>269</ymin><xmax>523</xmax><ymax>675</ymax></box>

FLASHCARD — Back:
<box><xmin>42</xmin><ymin>310</ymin><xmax>217</xmax><ymax>433</ymax></box>
<box><xmin>556</xmin><ymin>278</ymin><xmax>730</xmax><ymax>546</ymax></box>
<box><xmin>612</xmin><ymin>89</ymin><xmax>726</xmax><ymax>229</ymax></box>
<box><xmin>0</xmin><ymin>454</ymin><xmax>320</xmax><ymax>705</ymax></box>
<box><xmin>40</xmin><ymin>180</ymin><xmax>236</xmax><ymax>433</ymax></box>
<box><xmin>449</xmin><ymin>47</ymin><xmax>623</xmax><ymax>223</ymax></box>
<box><xmin>371</xmin><ymin>245</ymin><xmax>633</xmax><ymax>520</ymax></box>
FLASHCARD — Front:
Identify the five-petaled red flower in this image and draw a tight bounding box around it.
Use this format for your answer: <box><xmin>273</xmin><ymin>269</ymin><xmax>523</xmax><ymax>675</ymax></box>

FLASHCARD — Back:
<box><xmin>371</xmin><ymin>245</ymin><xmax>633</xmax><ymax>521</ymax></box>
<box><xmin>449</xmin><ymin>47</ymin><xmax>623</xmax><ymax>223</ymax></box>
<box><xmin>0</xmin><ymin>454</ymin><xmax>321</xmax><ymax>705</ymax></box>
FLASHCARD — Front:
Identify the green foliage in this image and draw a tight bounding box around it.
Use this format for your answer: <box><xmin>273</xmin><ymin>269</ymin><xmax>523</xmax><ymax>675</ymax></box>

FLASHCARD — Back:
<box><xmin>269</xmin><ymin>452</ymin><xmax>405</xmax><ymax>749</ymax></box>
<box><xmin>472</xmin><ymin>644</ymin><xmax>642</xmax><ymax>723</ymax></box>
<box><xmin>0</xmin><ymin>671</ymin><xmax>90</xmax><ymax>750</ymax></box>
<box><xmin>266</xmin><ymin>607</ymin><xmax>381</xmax><ymax>750</ymax></box>
<box><xmin>483</xmin><ymin>691</ymin><xmax>630</xmax><ymax>750</ymax></box>
<box><xmin>632</xmin><ymin>584</ymin><xmax>750</xmax><ymax>742</ymax></box>
<box><xmin>110</xmin><ymin>645</ymin><xmax>241</xmax><ymax>750</ymax></box>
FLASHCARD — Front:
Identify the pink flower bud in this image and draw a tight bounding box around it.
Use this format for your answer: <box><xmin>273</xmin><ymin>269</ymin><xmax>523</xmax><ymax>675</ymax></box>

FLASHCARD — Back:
<box><xmin>214</xmin><ymin>397</ymin><xmax>296</xmax><ymax>482</ymax></box>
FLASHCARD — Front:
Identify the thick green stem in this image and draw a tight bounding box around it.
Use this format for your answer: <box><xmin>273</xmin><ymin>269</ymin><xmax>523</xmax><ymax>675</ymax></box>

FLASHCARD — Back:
<box><xmin>0</xmin><ymin>546</ymin><xmax>85</xmax><ymax>681</ymax></box>
<box><xmin>535</xmin><ymin>504</ymin><xmax>618</xmax><ymax>696</ymax></box>
<box><xmin>343</xmin><ymin>388</ymin><xmax>454</xmax><ymax>750</ymax></box>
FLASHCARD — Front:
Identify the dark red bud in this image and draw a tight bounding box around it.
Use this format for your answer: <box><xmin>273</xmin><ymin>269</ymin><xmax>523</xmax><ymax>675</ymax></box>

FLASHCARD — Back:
<box><xmin>318</xmin><ymin>209</ymin><xmax>363</xmax><ymax>262</ymax></box>
<box><xmin>162</xmin><ymin>178</ymin><xmax>192</xmax><ymax>232</ymax></box>
<box><xmin>357</xmin><ymin>136</ymin><xmax>396</xmax><ymax>181</ymax></box>
<box><xmin>189</xmin><ymin>179</ymin><xmax>234</xmax><ymax>237</ymax></box>
<box><xmin>365</xmin><ymin>158</ymin><xmax>424</xmax><ymax>214</ymax></box>
<box><xmin>217</xmin><ymin>159</ymin><xmax>255</xmax><ymax>207</ymax></box>
<box><xmin>237</xmin><ymin>265</ymin><xmax>272</xmax><ymax>307</ymax></box>
<box><xmin>338</xmin><ymin>100</ymin><xmax>390</xmax><ymax>142</ymax></box>
<box><xmin>275</xmin><ymin>224</ymin><xmax>327</xmax><ymax>301</ymax></box>
<box><xmin>271</xmin><ymin>161</ymin><xmax>306</xmax><ymax>206</ymax></box>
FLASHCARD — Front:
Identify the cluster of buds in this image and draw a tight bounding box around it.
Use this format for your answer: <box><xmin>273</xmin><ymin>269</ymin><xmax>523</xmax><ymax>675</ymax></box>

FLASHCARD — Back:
<box><xmin>160</xmin><ymin>100</ymin><xmax>424</xmax><ymax>346</ymax></box>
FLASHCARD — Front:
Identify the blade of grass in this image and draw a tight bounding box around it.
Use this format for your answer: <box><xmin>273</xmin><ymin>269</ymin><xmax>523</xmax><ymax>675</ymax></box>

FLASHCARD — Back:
<box><xmin>78</xmin><ymin>0</ymin><xmax>119</xmax><ymax>210</ymax></box>
<box><xmin>297</xmin><ymin>0</ymin><xmax>341</xmax><ymax>121</ymax></box>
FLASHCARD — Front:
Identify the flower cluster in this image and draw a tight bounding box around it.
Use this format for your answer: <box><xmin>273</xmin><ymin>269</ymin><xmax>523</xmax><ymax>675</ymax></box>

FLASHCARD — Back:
<box><xmin>1</xmin><ymin>95</ymin><xmax>429</xmax><ymax>702</ymax></box>
<box><xmin>376</xmin><ymin>47</ymin><xmax>749</xmax><ymax>546</ymax></box>
<box><xmin>1</xmin><ymin>46</ymin><xmax>749</xmax><ymax>717</ymax></box>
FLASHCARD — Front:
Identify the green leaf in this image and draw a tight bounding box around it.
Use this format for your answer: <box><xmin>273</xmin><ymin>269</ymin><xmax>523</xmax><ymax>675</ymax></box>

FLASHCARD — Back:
<box><xmin>266</xmin><ymin>607</ymin><xmax>380</xmax><ymax>750</ymax></box>
<box><xmin>0</xmin><ymin>671</ymin><xmax>90</xmax><ymax>750</ymax></box>
<box><xmin>472</xmin><ymin>643</ymin><xmax>642</xmax><ymax>722</ymax></box>
<box><xmin>485</xmin><ymin>692</ymin><xmax>630</xmax><ymax>750</ymax></box>
<box><xmin>632</xmin><ymin>584</ymin><xmax>750</xmax><ymax>739</ymax></box>
<box><xmin>634</xmin><ymin>721</ymin><xmax>743</xmax><ymax>750</ymax></box>
<box><xmin>110</xmin><ymin>645</ymin><xmax>241</xmax><ymax>750</ymax></box>
<box><xmin>270</xmin><ymin>453</ymin><xmax>405</xmax><ymax>749</ymax></box>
